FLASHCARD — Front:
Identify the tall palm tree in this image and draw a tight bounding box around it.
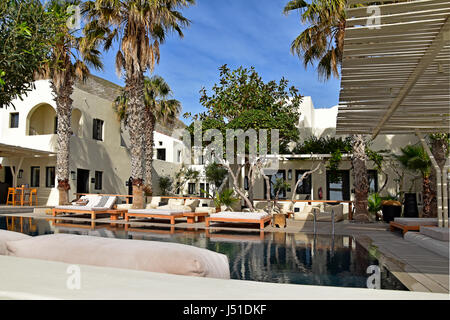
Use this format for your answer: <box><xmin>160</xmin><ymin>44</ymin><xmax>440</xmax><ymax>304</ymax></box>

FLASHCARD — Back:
<box><xmin>284</xmin><ymin>0</ymin><xmax>370</xmax><ymax>221</ymax></box>
<box><xmin>39</xmin><ymin>0</ymin><xmax>103</xmax><ymax>205</ymax></box>
<box><xmin>82</xmin><ymin>0</ymin><xmax>193</xmax><ymax>208</ymax></box>
<box><xmin>396</xmin><ymin>145</ymin><xmax>433</xmax><ymax>217</ymax></box>
<box><xmin>114</xmin><ymin>75</ymin><xmax>181</xmax><ymax>195</ymax></box>
<box><xmin>283</xmin><ymin>0</ymin><xmax>346</xmax><ymax>81</ymax></box>
<box><xmin>429</xmin><ymin>134</ymin><xmax>449</xmax><ymax>217</ymax></box>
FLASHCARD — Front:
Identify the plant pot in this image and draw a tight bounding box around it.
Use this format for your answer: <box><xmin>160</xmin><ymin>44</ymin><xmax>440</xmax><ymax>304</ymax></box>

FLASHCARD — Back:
<box><xmin>403</xmin><ymin>193</ymin><xmax>419</xmax><ymax>218</ymax></box>
<box><xmin>382</xmin><ymin>205</ymin><xmax>402</xmax><ymax>223</ymax></box>
<box><xmin>272</xmin><ymin>213</ymin><xmax>286</xmax><ymax>228</ymax></box>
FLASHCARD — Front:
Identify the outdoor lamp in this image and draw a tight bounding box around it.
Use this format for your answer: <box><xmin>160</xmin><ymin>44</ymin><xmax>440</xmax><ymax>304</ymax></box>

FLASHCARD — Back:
<box><xmin>71</xmin><ymin>171</ymin><xmax>76</xmax><ymax>180</ymax></box>
<box><xmin>18</xmin><ymin>169</ymin><xmax>23</xmax><ymax>179</ymax></box>
<box><xmin>288</xmin><ymin>169</ymin><xmax>292</xmax><ymax>180</ymax></box>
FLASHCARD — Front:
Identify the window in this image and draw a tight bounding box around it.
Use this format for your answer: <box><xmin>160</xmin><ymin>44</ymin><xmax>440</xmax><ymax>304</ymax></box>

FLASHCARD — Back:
<box><xmin>92</xmin><ymin>119</ymin><xmax>104</xmax><ymax>141</ymax></box>
<box><xmin>326</xmin><ymin>170</ymin><xmax>350</xmax><ymax>201</ymax></box>
<box><xmin>188</xmin><ymin>183</ymin><xmax>196</xmax><ymax>195</ymax></box>
<box><xmin>30</xmin><ymin>166</ymin><xmax>40</xmax><ymax>187</ymax></box>
<box><xmin>177</xmin><ymin>150</ymin><xmax>182</xmax><ymax>163</ymax></box>
<box><xmin>264</xmin><ymin>170</ymin><xmax>287</xmax><ymax>199</ymax></box>
<box><xmin>54</xmin><ymin>117</ymin><xmax>58</xmax><ymax>134</ymax></box>
<box><xmin>199</xmin><ymin>183</ymin><xmax>209</xmax><ymax>197</ymax></box>
<box><xmin>45</xmin><ymin>167</ymin><xmax>55</xmax><ymax>188</ymax></box>
<box><xmin>367</xmin><ymin>170</ymin><xmax>378</xmax><ymax>194</ymax></box>
<box><xmin>157</xmin><ymin>148</ymin><xmax>166</xmax><ymax>161</ymax></box>
<box><xmin>10</xmin><ymin>113</ymin><xmax>19</xmax><ymax>128</ymax></box>
<box><xmin>295</xmin><ymin>170</ymin><xmax>312</xmax><ymax>195</ymax></box>
<box><xmin>95</xmin><ymin>171</ymin><xmax>103</xmax><ymax>190</ymax></box>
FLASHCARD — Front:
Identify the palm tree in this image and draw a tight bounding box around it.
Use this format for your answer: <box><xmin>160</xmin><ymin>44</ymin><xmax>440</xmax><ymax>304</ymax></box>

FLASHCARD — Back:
<box><xmin>83</xmin><ymin>0</ymin><xmax>193</xmax><ymax>208</ymax></box>
<box><xmin>396</xmin><ymin>145</ymin><xmax>433</xmax><ymax>217</ymax></box>
<box><xmin>39</xmin><ymin>0</ymin><xmax>103</xmax><ymax>205</ymax></box>
<box><xmin>284</xmin><ymin>0</ymin><xmax>370</xmax><ymax>221</ymax></box>
<box><xmin>283</xmin><ymin>0</ymin><xmax>346</xmax><ymax>81</ymax></box>
<box><xmin>429</xmin><ymin>134</ymin><xmax>449</xmax><ymax>217</ymax></box>
<box><xmin>113</xmin><ymin>75</ymin><xmax>181</xmax><ymax>196</ymax></box>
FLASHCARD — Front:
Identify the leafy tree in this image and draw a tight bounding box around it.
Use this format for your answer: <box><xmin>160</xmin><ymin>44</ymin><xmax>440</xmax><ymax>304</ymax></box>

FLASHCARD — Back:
<box><xmin>213</xmin><ymin>189</ymin><xmax>239</xmax><ymax>211</ymax></box>
<box><xmin>186</xmin><ymin>64</ymin><xmax>302</xmax><ymax>153</ymax></box>
<box><xmin>0</xmin><ymin>0</ymin><xmax>63</xmax><ymax>108</ymax></box>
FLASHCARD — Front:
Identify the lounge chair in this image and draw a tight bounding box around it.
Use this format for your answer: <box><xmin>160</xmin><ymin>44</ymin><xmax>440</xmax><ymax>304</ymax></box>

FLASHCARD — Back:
<box><xmin>205</xmin><ymin>211</ymin><xmax>272</xmax><ymax>230</ymax></box>
<box><xmin>52</xmin><ymin>195</ymin><xmax>124</xmax><ymax>220</ymax></box>
<box><xmin>389</xmin><ymin>217</ymin><xmax>438</xmax><ymax>235</ymax></box>
<box><xmin>125</xmin><ymin>208</ymin><xmax>186</xmax><ymax>225</ymax></box>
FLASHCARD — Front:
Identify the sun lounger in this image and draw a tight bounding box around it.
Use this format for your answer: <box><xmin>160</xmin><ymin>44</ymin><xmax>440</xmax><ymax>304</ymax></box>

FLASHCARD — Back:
<box><xmin>389</xmin><ymin>217</ymin><xmax>438</xmax><ymax>235</ymax></box>
<box><xmin>52</xmin><ymin>195</ymin><xmax>122</xmax><ymax>220</ymax></box>
<box><xmin>126</xmin><ymin>208</ymin><xmax>186</xmax><ymax>225</ymax></box>
<box><xmin>205</xmin><ymin>211</ymin><xmax>272</xmax><ymax>230</ymax></box>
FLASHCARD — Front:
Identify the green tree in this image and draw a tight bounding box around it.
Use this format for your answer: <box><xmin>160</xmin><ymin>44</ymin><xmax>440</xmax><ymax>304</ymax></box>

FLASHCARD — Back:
<box><xmin>187</xmin><ymin>64</ymin><xmax>302</xmax><ymax>153</ymax></box>
<box><xmin>39</xmin><ymin>0</ymin><xmax>103</xmax><ymax>205</ymax></box>
<box><xmin>114</xmin><ymin>75</ymin><xmax>181</xmax><ymax>195</ymax></box>
<box><xmin>0</xmin><ymin>0</ymin><xmax>62</xmax><ymax>108</ymax></box>
<box><xmin>204</xmin><ymin>162</ymin><xmax>228</xmax><ymax>196</ymax></box>
<box><xmin>283</xmin><ymin>0</ymin><xmax>346</xmax><ymax>81</ymax></box>
<box><xmin>83</xmin><ymin>0</ymin><xmax>194</xmax><ymax>208</ymax></box>
<box><xmin>396</xmin><ymin>145</ymin><xmax>433</xmax><ymax>217</ymax></box>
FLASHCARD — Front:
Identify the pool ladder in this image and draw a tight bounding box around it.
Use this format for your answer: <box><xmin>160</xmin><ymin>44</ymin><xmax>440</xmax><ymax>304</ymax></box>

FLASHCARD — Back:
<box><xmin>312</xmin><ymin>208</ymin><xmax>335</xmax><ymax>236</ymax></box>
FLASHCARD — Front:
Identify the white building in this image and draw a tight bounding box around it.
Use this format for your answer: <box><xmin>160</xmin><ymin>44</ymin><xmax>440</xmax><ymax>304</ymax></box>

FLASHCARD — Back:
<box><xmin>0</xmin><ymin>76</ymin><xmax>184</xmax><ymax>205</ymax></box>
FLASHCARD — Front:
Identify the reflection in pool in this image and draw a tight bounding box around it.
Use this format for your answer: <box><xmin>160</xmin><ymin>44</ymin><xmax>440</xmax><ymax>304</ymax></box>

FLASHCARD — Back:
<box><xmin>0</xmin><ymin>216</ymin><xmax>407</xmax><ymax>290</ymax></box>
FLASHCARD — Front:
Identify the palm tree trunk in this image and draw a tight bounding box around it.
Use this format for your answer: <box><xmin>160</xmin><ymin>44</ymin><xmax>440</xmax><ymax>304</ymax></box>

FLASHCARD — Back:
<box><xmin>125</xmin><ymin>72</ymin><xmax>145</xmax><ymax>209</ymax></box>
<box><xmin>422</xmin><ymin>175</ymin><xmax>433</xmax><ymax>218</ymax></box>
<box><xmin>51</xmin><ymin>64</ymin><xmax>74</xmax><ymax>205</ymax></box>
<box><xmin>430</xmin><ymin>137</ymin><xmax>447</xmax><ymax>217</ymax></box>
<box><xmin>144</xmin><ymin>110</ymin><xmax>155</xmax><ymax>195</ymax></box>
<box><xmin>352</xmin><ymin>134</ymin><xmax>369</xmax><ymax>222</ymax></box>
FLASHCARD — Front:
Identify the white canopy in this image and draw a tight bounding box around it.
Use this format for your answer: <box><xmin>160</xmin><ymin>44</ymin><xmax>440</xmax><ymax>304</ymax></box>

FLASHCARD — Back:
<box><xmin>336</xmin><ymin>0</ymin><xmax>449</xmax><ymax>137</ymax></box>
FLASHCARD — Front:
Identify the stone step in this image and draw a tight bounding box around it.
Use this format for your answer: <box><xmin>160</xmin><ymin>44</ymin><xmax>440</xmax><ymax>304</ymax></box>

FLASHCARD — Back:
<box><xmin>404</xmin><ymin>232</ymin><xmax>449</xmax><ymax>258</ymax></box>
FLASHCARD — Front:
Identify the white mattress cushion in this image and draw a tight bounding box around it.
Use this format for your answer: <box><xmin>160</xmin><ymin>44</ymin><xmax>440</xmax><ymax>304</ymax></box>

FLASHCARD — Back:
<box><xmin>128</xmin><ymin>209</ymin><xmax>185</xmax><ymax>216</ymax></box>
<box><xmin>6</xmin><ymin>233</ymin><xmax>230</xmax><ymax>279</ymax></box>
<box><xmin>55</xmin><ymin>205</ymin><xmax>109</xmax><ymax>211</ymax></box>
<box><xmin>0</xmin><ymin>230</ymin><xmax>31</xmax><ymax>255</ymax></box>
<box><xmin>393</xmin><ymin>217</ymin><xmax>438</xmax><ymax>226</ymax></box>
<box><xmin>210</xmin><ymin>211</ymin><xmax>270</xmax><ymax>220</ymax></box>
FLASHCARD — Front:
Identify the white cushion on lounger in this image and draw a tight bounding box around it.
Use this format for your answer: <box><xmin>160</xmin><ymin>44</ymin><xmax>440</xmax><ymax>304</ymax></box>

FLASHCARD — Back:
<box><xmin>6</xmin><ymin>234</ymin><xmax>230</xmax><ymax>279</ymax></box>
<box><xmin>128</xmin><ymin>209</ymin><xmax>185</xmax><ymax>216</ymax></box>
<box><xmin>393</xmin><ymin>217</ymin><xmax>437</xmax><ymax>226</ymax></box>
<box><xmin>157</xmin><ymin>204</ymin><xmax>193</xmax><ymax>212</ymax></box>
<box><xmin>0</xmin><ymin>230</ymin><xmax>31</xmax><ymax>255</ymax></box>
<box><xmin>210</xmin><ymin>211</ymin><xmax>270</xmax><ymax>220</ymax></box>
<box><xmin>55</xmin><ymin>205</ymin><xmax>109</xmax><ymax>211</ymax></box>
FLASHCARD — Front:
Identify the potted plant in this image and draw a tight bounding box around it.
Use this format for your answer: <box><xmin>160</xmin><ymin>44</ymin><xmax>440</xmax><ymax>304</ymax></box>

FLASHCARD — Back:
<box><xmin>381</xmin><ymin>194</ymin><xmax>402</xmax><ymax>223</ymax></box>
<box><xmin>368</xmin><ymin>193</ymin><xmax>382</xmax><ymax>221</ymax></box>
<box><xmin>213</xmin><ymin>189</ymin><xmax>239</xmax><ymax>212</ymax></box>
<box><xmin>272</xmin><ymin>178</ymin><xmax>290</xmax><ymax>228</ymax></box>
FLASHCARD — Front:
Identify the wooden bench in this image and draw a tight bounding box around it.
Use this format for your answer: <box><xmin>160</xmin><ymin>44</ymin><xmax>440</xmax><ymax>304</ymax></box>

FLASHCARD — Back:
<box><xmin>205</xmin><ymin>215</ymin><xmax>272</xmax><ymax>230</ymax></box>
<box><xmin>389</xmin><ymin>221</ymin><xmax>435</xmax><ymax>235</ymax></box>
<box><xmin>125</xmin><ymin>211</ymin><xmax>184</xmax><ymax>225</ymax></box>
<box><xmin>52</xmin><ymin>208</ymin><xmax>126</xmax><ymax>221</ymax></box>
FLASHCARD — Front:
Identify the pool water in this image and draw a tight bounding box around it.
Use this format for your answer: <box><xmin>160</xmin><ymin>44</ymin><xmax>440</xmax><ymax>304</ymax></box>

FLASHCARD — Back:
<box><xmin>0</xmin><ymin>216</ymin><xmax>407</xmax><ymax>290</ymax></box>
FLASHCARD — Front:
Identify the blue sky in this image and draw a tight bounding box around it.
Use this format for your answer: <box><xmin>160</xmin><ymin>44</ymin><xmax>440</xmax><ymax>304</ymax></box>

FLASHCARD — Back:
<box><xmin>90</xmin><ymin>0</ymin><xmax>341</xmax><ymax>125</ymax></box>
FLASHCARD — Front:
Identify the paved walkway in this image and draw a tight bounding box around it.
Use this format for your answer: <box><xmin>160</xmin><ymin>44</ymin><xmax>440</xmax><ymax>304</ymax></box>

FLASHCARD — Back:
<box><xmin>1</xmin><ymin>211</ymin><xmax>449</xmax><ymax>293</ymax></box>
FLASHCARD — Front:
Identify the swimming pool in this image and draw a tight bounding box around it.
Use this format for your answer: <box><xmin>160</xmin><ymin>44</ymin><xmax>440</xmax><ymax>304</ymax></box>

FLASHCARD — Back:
<box><xmin>0</xmin><ymin>216</ymin><xmax>407</xmax><ymax>290</ymax></box>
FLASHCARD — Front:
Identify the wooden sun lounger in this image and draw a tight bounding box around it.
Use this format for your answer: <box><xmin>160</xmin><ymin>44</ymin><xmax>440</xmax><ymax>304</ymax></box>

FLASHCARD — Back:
<box><xmin>52</xmin><ymin>208</ymin><xmax>126</xmax><ymax>221</ymax></box>
<box><xmin>389</xmin><ymin>221</ymin><xmax>436</xmax><ymax>235</ymax></box>
<box><xmin>205</xmin><ymin>215</ymin><xmax>272</xmax><ymax>230</ymax></box>
<box><xmin>125</xmin><ymin>211</ymin><xmax>185</xmax><ymax>225</ymax></box>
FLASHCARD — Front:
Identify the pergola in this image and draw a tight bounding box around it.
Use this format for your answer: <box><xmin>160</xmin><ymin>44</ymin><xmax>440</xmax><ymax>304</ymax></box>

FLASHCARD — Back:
<box><xmin>336</xmin><ymin>0</ymin><xmax>450</xmax><ymax>227</ymax></box>
<box><xmin>0</xmin><ymin>143</ymin><xmax>55</xmax><ymax>187</ymax></box>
